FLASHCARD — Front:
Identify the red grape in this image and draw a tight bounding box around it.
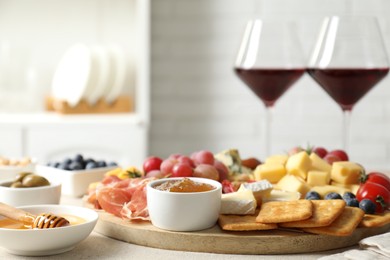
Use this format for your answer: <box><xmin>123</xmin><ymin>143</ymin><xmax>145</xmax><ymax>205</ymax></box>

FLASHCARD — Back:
<box><xmin>160</xmin><ymin>159</ymin><xmax>177</xmax><ymax>175</ymax></box>
<box><xmin>171</xmin><ymin>163</ymin><xmax>193</xmax><ymax>178</ymax></box>
<box><xmin>193</xmin><ymin>164</ymin><xmax>219</xmax><ymax>181</ymax></box>
<box><xmin>143</xmin><ymin>156</ymin><xmax>163</xmax><ymax>174</ymax></box>
<box><xmin>324</xmin><ymin>154</ymin><xmax>341</xmax><ymax>164</ymax></box>
<box><xmin>169</xmin><ymin>153</ymin><xmax>181</xmax><ymax>160</ymax></box>
<box><xmin>177</xmin><ymin>155</ymin><xmax>195</xmax><ymax>168</ymax></box>
<box><xmin>145</xmin><ymin>170</ymin><xmax>166</xmax><ymax>178</ymax></box>
<box><xmin>288</xmin><ymin>146</ymin><xmax>303</xmax><ymax>156</ymax></box>
<box><xmin>328</xmin><ymin>149</ymin><xmax>349</xmax><ymax>161</ymax></box>
<box><xmin>312</xmin><ymin>147</ymin><xmax>328</xmax><ymax>158</ymax></box>
<box><xmin>194</xmin><ymin>150</ymin><xmax>214</xmax><ymax>165</ymax></box>
<box><xmin>213</xmin><ymin>160</ymin><xmax>229</xmax><ymax>181</ymax></box>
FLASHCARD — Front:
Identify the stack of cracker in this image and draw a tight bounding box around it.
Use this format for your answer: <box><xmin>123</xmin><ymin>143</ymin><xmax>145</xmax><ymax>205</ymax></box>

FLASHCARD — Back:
<box><xmin>218</xmin><ymin>200</ymin><xmax>390</xmax><ymax>236</ymax></box>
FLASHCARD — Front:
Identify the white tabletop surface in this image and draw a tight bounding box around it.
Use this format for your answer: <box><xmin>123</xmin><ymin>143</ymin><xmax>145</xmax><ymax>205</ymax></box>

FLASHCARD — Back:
<box><xmin>0</xmin><ymin>196</ymin><xmax>363</xmax><ymax>260</ymax></box>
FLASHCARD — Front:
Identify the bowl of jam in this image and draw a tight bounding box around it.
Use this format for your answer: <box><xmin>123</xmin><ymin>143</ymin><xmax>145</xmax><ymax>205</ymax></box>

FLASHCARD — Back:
<box><xmin>147</xmin><ymin>177</ymin><xmax>222</xmax><ymax>232</ymax></box>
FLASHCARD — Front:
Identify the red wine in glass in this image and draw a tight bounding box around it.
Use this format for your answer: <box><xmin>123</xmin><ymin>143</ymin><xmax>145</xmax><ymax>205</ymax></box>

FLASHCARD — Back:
<box><xmin>307</xmin><ymin>68</ymin><xmax>389</xmax><ymax>111</ymax></box>
<box><xmin>235</xmin><ymin>68</ymin><xmax>305</xmax><ymax>107</ymax></box>
<box><xmin>235</xmin><ymin>19</ymin><xmax>305</xmax><ymax>156</ymax></box>
<box><xmin>308</xmin><ymin>16</ymin><xmax>389</xmax><ymax>151</ymax></box>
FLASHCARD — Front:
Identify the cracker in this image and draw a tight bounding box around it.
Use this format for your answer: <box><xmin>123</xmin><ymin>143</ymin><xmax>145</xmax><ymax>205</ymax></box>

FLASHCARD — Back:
<box><xmin>359</xmin><ymin>211</ymin><xmax>390</xmax><ymax>228</ymax></box>
<box><xmin>303</xmin><ymin>206</ymin><xmax>364</xmax><ymax>236</ymax></box>
<box><xmin>256</xmin><ymin>200</ymin><xmax>313</xmax><ymax>223</ymax></box>
<box><xmin>279</xmin><ymin>200</ymin><xmax>346</xmax><ymax>228</ymax></box>
<box><xmin>218</xmin><ymin>214</ymin><xmax>277</xmax><ymax>231</ymax></box>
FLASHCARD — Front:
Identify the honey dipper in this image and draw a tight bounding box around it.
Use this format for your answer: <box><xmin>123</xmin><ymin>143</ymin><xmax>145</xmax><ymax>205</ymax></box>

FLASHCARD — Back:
<box><xmin>0</xmin><ymin>202</ymin><xmax>70</xmax><ymax>229</ymax></box>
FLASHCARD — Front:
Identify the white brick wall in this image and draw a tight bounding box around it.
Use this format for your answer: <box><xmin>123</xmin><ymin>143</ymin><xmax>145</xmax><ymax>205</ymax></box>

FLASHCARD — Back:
<box><xmin>150</xmin><ymin>0</ymin><xmax>390</xmax><ymax>170</ymax></box>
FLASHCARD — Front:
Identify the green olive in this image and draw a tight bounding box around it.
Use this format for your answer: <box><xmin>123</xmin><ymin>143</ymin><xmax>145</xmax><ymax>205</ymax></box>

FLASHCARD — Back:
<box><xmin>21</xmin><ymin>174</ymin><xmax>50</xmax><ymax>187</ymax></box>
<box><xmin>10</xmin><ymin>181</ymin><xmax>24</xmax><ymax>188</ymax></box>
<box><xmin>14</xmin><ymin>172</ymin><xmax>33</xmax><ymax>183</ymax></box>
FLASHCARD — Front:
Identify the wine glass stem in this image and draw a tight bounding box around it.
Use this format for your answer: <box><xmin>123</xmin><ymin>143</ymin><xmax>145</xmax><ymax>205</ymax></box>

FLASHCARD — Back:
<box><xmin>342</xmin><ymin>110</ymin><xmax>351</xmax><ymax>152</ymax></box>
<box><xmin>264</xmin><ymin>106</ymin><xmax>273</xmax><ymax>157</ymax></box>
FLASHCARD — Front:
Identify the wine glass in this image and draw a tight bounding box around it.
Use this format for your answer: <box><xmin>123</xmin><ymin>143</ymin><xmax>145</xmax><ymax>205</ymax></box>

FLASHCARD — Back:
<box><xmin>307</xmin><ymin>16</ymin><xmax>389</xmax><ymax>151</ymax></box>
<box><xmin>235</xmin><ymin>19</ymin><xmax>305</xmax><ymax>156</ymax></box>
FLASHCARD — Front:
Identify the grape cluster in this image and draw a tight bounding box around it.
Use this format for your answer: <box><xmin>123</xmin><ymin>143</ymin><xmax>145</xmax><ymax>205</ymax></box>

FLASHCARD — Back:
<box><xmin>46</xmin><ymin>154</ymin><xmax>118</xmax><ymax>171</ymax></box>
<box><xmin>142</xmin><ymin>150</ymin><xmax>229</xmax><ymax>182</ymax></box>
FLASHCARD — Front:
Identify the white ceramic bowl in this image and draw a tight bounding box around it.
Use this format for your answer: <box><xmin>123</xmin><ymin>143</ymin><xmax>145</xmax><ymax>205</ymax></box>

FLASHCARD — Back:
<box><xmin>36</xmin><ymin>165</ymin><xmax>116</xmax><ymax>197</ymax></box>
<box><xmin>0</xmin><ymin>204</ymin><xmax>98</xmax><ymax>256</ymax></box>
<box><xmin>0</xmin><ymin>162</ymin><xmax>36</xmax><ymax>181</ymax></box>
<box><xmin>0</xmin><ymin>180</ymin><xmax>61</xmax><ymax>207</ymax></box>
<box><xmin>147</xmin><ymin>177</ymin><xmax>222</xmax><ymax>232</ymax></box>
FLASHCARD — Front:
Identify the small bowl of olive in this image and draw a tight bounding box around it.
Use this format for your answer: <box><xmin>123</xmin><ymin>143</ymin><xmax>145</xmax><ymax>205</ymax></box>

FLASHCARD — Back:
<box><xmin>0</xmin><ymin>172</ymin><xmax>61</xmax><ymax>206</ymax></box>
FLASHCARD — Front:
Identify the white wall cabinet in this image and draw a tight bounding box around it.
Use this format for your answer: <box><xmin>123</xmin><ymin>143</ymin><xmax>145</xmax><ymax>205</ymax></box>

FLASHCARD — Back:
<box><xmin>0</xmin><ymin>0</ymin><xmax>150</xmax><ymax>167</ymax></box>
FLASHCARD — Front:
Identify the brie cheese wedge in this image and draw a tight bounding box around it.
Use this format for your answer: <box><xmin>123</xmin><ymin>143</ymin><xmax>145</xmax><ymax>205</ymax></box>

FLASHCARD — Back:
<box><xmin>238</xmin><ymin>180</ymin><xmax>273</xmax><ymax>206</ymax></box>
<box><xmin>220</xmin><ymin>190</ymin><xmax>257</xmax><ymax>215</ymax></box>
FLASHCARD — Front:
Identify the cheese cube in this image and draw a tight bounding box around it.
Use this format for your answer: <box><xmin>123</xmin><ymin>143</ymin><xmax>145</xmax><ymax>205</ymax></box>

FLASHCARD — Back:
<box><xmin>220</xmin><ymin>190</ymin><xmax>257</xmax><ymax>215</ymax></box>
<box><xmin>285</xmin><ymin>151</ymin><xmax>311</xmax><ymax>180</ymax></box>
<box><xmin>331</xmin><ymin>162</ymin><xmax>363</xmax><ymax>184</ymax></box>
<box><xmin>307</xmin><ymin>170</ymin><xmax>330</xmax><ymax>187</ymax></box>
<box><xmin>263</xmin><ymin>189</ymin><xmax>300</xmax><ymax>202</ymax></box>
<box><xmin>310</xmin><ymin>185</ymin><xmax>350</xmax><ymax>199</ymax></box>
<box><xmin>275</xmin><ymin>174</ymin><xmax>310</xmax><ymax>198</ymax></box>
<box><xmin>331</xmin><ymin>181</ymin><xmax>360</xmax><ymax>195</ymax></box>
<box><xmin>254</xmin><ymin>164</ymin><xmax>286</xmax><ymax>183</ymax></box>
<box><xmin>309</xmin><ymin>152</ymin><xmax>332</xmax><ymax>173</ymax></box>
<box><xmin>265</xmin><ymin>154</ymin><xmax>289</xmax><ymax>166</ymax></box>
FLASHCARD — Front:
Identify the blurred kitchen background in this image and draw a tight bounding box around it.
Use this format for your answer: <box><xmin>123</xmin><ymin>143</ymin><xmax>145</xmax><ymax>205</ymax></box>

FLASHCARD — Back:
<box><xmin>0</xmin><ymin>0</ymin><xmax>389</xmax><ymax>170</ymax></box>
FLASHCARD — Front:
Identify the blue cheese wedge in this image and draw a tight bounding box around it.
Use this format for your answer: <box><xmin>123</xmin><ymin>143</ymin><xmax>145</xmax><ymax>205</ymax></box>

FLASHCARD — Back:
<box><xmin>214</xmin><ymin>149</ymin><xmax>242</xmax><ymax>174</ymax></box>
<box><xmin>220</xmin><ymin>190</ymin><xmax>257</xmax><ymax>215</ymax></box>
<box><xmin>238</xmin><ymin>180</ymin><xmax>273</xmax><ymax>206</ymax></box>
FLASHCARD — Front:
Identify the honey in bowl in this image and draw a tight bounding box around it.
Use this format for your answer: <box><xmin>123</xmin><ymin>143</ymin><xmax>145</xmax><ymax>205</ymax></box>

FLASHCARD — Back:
<box><xmin>154</xmin><ymin>178</ymin><xmax>215</xmax><ymax>192</ymax></box>
<box><xmin>0</xmin><ymin>214</ymin><xmax>86</xmax><ymax>230</ymax></box>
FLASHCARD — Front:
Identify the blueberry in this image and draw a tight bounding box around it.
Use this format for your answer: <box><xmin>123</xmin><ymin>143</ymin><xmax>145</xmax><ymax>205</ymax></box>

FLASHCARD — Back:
<box><xmin>62</xmin><ymin>157</ymin><xmax>72</xmax><ymax>165</ymax></box>
<box><xmin>324</xmin><ymin>192</ymin><xmax>342</xmax><ymax>200</ymax></box>
<box><xmin>84</xmin><ymin>158</ymin><xmax>95</xmax><ymax>164</ymax></box>
<box><xmin>58</xmin><ymin>162</ymin><xmax>71</xmax><ymax>171</ymax></box>
<box><xmin>305</xmin><ymin>191</ymin><xmax>321</xmax><ymax>200</ymax></box>
<box><xmin>85</xmin><ymin>161</ymin><xmax>98</xmax><ymax>169</ymax></box>
<box><xmin>342</xmin><ymin>192</ymin><xmax>356</xmax><ymax>200</ymax></box>
<box><xmin>68</xmin><ymin>161</ymin><xmax>83</xmax><ymax>171</ymax></box>
<box><xmin>107</xmin><ymin>161</ymin><xmax>118</xmax><ymax>167</ymax></box>
<box><xmin>74</xmin><ymin>154</ymin><xmax>84</xmax><ymax>163</ymax></box>
<box><xmin>345</xmin><ymin>198</ymin><xmax>359</xmax><ymax>207</ymax></box>
<box><xmin>46</xmin><ymin>162</ymin><xmax>52</xmax><ymax>167</ymax></box>
<box><xmin>359</xmin><ymin>199</ymin><xmax>376</xmax><ymax>214</ymax></box>
<box><xmin>96</xmin><ymin>160</ymin><xmax>107</xmax><ymax>168</ymax></box>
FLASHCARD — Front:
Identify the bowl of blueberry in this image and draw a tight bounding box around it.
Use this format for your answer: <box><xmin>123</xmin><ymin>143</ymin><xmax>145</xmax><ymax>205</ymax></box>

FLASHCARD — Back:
<box><xmin>36</xmin><ymin>154</ymin><xmax>118</xmax><ymax>197</ymax></box>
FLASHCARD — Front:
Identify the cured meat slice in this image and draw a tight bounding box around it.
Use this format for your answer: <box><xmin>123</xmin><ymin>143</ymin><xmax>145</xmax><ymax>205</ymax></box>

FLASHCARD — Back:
<box><xmin>101</xmin><ymin>175</ymin><xmax>121</xmax><ymax>185</ymax></box>
<box><xmin>96</xmin><ymin>187</ymin><xmax>132</xmax><ymax>217</ymax></box>
<box><xmin>121</xmin><ymin>179</ymin><xmax>154</xmax><ymax>221</ymax></box>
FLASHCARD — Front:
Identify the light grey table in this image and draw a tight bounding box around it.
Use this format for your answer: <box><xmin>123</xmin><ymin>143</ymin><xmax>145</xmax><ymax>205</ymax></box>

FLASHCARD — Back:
<box><xmin>0</xmin><ymin>196</ymin><xmax>360</xmax><ymax>260</ymax></box>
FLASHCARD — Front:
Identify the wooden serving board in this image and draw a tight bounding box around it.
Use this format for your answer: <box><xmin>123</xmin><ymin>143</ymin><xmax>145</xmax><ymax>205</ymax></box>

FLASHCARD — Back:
<box><xmin>93</xmin><ymin>210</ymin><xmax>390</xmax><ymax>255</ymax></box>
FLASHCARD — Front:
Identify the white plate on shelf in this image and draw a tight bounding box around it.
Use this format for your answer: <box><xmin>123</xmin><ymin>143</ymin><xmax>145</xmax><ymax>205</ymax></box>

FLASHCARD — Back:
<box><xmin>51</xmin><ymin>44</ymin><xmax>95</xmax><ymax>107</ymax></box>
<box><xmin>85</xmin><ymin>45</ymin><xmax>111</xmax><ymax>106</ymax></box>
<box><xmin>104</xmin><ymin>45</ymin><xmax>127</xmax><ymax>104</ymax></box>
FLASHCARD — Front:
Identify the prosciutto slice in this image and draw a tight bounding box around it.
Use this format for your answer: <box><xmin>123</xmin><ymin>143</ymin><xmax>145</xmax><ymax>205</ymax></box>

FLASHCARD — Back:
<box><xmin>121</xmin><ymin>185</ymin><xmax>150</xmax><ymax>221</ymax></box>
<box><xmin>89</xmin><ymin>176</ymin><xmax>154</xmax><ymax>221</ymax></box>
<box><xmin>96</xmin><ymin>187</ymin><xmax>132</xmax><ymax>217</ymax></box>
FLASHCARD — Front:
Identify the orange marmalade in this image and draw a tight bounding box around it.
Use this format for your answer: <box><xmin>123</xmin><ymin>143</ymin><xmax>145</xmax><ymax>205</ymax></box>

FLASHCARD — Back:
<box><xmin>154</xmin><ymin>178</ymin><xmax>215</xmax><ymax>192</ymax></box>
